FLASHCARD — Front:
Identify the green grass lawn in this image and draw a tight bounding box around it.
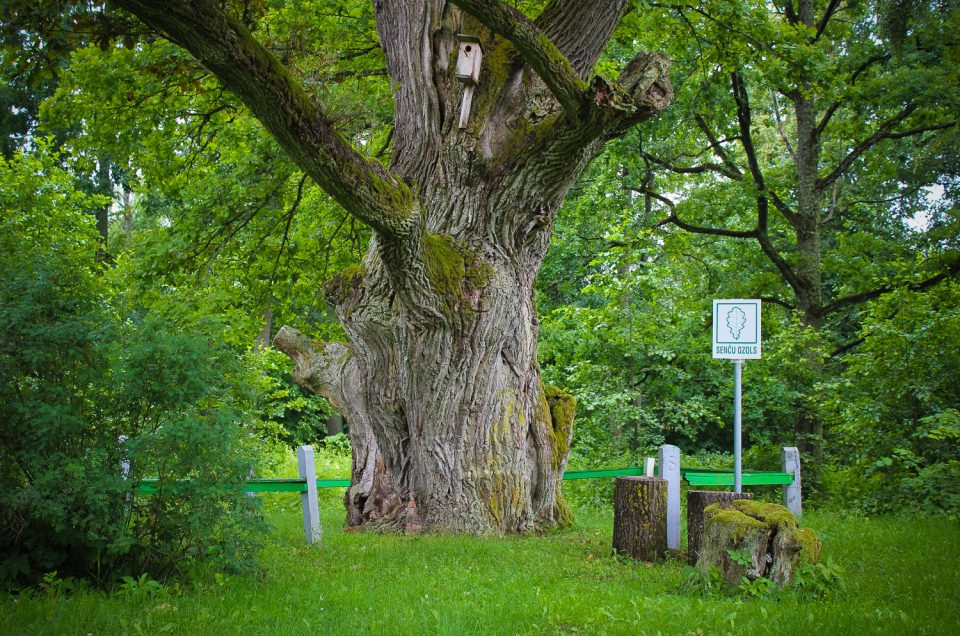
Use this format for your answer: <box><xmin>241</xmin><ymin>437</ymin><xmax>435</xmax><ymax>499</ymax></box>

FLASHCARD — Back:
<box><xmin>2</xmin><ymin>502</ymin><xmax>958</xmax><ymax>635</ymax></box>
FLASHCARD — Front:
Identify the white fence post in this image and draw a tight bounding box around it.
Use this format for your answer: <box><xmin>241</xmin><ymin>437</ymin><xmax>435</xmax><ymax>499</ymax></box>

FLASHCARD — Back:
<box><xmin>118</xmin><ymin>435</ymin><xmax>130</xmax><ymax>480</ymax></box>
<box><xmin>658</xmin><ymin>444</ymin><xmax>681</xmax><ymax>550</ymax></box>
<box><xmin>782</xmin><ymin>446</ymin><xmax>802</xmax><ymax>519</ymax></box>
<box><xmin>644</xmin><ymin>457</ymin><xmax>656</xmax><ymax>477</ymax></box>
<box><xmin>297</xmin><ymin>445</ymin><xmax>322</xmax><ymax>544</ymax></box>
<box><xmin>119</xmin><ymin>435</ymin><xmax>131</xmax><ymax>503</ymax></box>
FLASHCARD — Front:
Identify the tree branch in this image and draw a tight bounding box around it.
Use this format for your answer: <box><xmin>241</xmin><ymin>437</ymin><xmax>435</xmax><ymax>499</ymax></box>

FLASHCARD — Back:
<box><xmin>660</xmin><ymin>213</ymin><xmax>759</xmax><ymax>239</ymax></box>
<box><xmin>731</xmin><ymin>72</ymin><xmax>767</xmax><ymax>197</ymax></box>
<box><xmin>731</xmin><ymin>71</ymin><xmax>805</xmax><ymax>294</ymax></box>
<box><xmin>758</xmin><ymin>296</ymin><xmax>797</xmax><ymax>310</ymax></box>
<box><xmin>771</xmin><ymin>90</ymin><xmax>798</xmax><ymax>164</ymax></box>
<box><xmin>851</xmin><ymin>54</ymin><xmax>890</xmax><ymax>84</ymax></box>
<box><xmin>830</xmin><ymin>336</ymin><xmax>865</xmax><ymax>358</ymax></box>
<box><xmin>373</xmin><ymin>1</ymin><xmax>444</xmax><ymax>181</ymax></box>
<box><xmin>534</xmin><ymin>0</ymin><xmax>631</xmax><ymax>78</ymax></box>
<box><xmin>450</xmin><ymin>0</ymin><xmax>589</xmax><ymax>119</ymax></box>
<box><xmin>113</xmin><ymin>0</ymin><xmax>415</xmax><ymax>240</ymax></box>
<box><xmin>815</xmin><ymin>0</ymin><xmax>843</xmax><ymax>40</ymax></box>
<box><xmin>770</xmin><ymin>191</ymin><xmax>800</xmax><ymax>225</ymax></box>
<box><xmin>815</xmin><ymin>256</ymin><xmax>960</xmax><ymax>318</ymax></box>
<box><xmin>693</xmin><ymin>114</ymin><xmax>743</xmax><ymax>179</ymax></box>
<box><xmin>880</xmin><ymin>120</ymin><xmax>957</xmax><ymax>140</ymax></box>
<box><xmin>643</xmin><ymin>187</ymin><xmax>759</xmax><ymax>239</ymax></box>
<box><xmin>273</xmin><ymin>326</ymin><xmax>355</xmax><ymax>414</ymax></box>
<box><xmin>640</xmin><ymin>151</ymin><xmax>742</xmax><ymax>180</ymax></box>
<box><xmin>815</xmin><ymin>99</ymin><xmax>843</xmax><ymax>137</ymax></box>
<box><xmin>816</xmin><ymin>55</ymin><xmax>893</xmax><ymax>139</ymax></box>
<box><xmin>815</xmin><ymin>104</ymin><xmax>918</xmax><ymax>191</ymax></box>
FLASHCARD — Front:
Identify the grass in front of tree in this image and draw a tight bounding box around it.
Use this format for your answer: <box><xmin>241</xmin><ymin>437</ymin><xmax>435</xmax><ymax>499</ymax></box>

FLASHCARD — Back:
<box><xmin>2</xmin><ymin>497</ymin><xmax>958</xmax><ymax>635</ymax></box>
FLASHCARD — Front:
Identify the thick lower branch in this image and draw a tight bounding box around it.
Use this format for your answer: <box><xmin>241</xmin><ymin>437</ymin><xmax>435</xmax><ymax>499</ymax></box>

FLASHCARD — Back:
<box><xmin>114</xmin><ymin>0</ymin><xmax>415</xmax><ymax>239</ymax></box>
<box><xmin>452</xmin><ymin>0</ymin><xmax>589</xmax><ymax>119</ymax></box>
<box><xmin>273</xmin><ymin>325</ymin><xmax>354</xmax><ymax>414</ymax></box>
<box><xmin>535</xmin><ymin>0</ymin><xmax>631</xmax><ymax>78</ymax></box>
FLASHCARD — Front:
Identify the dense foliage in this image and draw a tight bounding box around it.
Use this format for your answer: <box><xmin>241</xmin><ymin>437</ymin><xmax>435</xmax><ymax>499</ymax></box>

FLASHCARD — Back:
<box><xmin>537</xmin><ymin>0</ymin><xmax>960</xmax><ymax>512</ymax></box>
<box><xmin>0</xmin><ymin>149</ymin><xmax>267</xmax><ymax>586</ymax></box>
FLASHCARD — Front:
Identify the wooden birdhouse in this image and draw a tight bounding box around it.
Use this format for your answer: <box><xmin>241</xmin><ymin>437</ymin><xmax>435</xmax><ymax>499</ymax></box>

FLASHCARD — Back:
<box><xmin>456</xmin><ymin>34</ymin><xmax>482</xmax><ymax>85</ymax></box>
<box><xmin>456</xmin><ymin>35</ymin><xmax>482</xmax><ymax>128</ymax></box>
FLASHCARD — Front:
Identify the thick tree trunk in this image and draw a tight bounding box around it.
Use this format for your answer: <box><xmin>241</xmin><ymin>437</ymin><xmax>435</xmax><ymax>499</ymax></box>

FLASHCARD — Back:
<box><xmin>277</xmin><ymin>232</ymin><xmax>578</xmax><ymax>533</ymax></box>
<box><xmin>273</xmin><ymin>3</ymin><xmax>668</xmax><ymax>534</ymax></box>
<box><xmin>612</xmin><ymin>476</ymin><xmax>667</xmax><ymax>561</ymax></box>
<box><xmin>686</xmin><ymin>490</ymin><xmax>753</xmax><ymax>564</ymax></box>
<box><xmin>791</xmin><ymin>0</ymin><xmax>826</xmax><ymax>475</ymax></box>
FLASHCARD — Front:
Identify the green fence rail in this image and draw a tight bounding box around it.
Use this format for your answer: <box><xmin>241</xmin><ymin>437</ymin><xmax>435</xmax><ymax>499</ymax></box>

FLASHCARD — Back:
<box><xmin>682</xmin><ymin>468</ymin><xmax>794</xmax><ymax>487</ymax></box>
<box><xmin>133</xmin><ymin>444</ymin><xmax>802</xmax><ymax>547</ymax></box>
<box><xmin>135</xmin><ymin>466</ymin><xmax>793</xmax><ymax>494</ymax></box>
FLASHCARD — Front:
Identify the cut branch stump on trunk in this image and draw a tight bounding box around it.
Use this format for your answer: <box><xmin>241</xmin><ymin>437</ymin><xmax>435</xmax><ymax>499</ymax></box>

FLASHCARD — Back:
<box><xmin>612</xmin><ymin>476</ymin><xmax>667</xmax><ymax>562</ymax></box>
<box><xmin>687</xmin><ymin>490</ymin><xmax>753</xmax><ymax>564</ymax></box>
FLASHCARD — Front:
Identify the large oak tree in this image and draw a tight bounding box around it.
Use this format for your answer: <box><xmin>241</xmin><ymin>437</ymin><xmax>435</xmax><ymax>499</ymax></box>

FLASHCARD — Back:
<box><xmin>98</xmin><ymin>0</ymin><xmax>672</xmax><ymax>533</ymax></box>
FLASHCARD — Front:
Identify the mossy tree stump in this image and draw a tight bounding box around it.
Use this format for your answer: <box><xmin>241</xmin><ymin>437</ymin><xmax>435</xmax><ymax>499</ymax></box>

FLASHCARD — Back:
<box><xmin>613</xmin><ymin>477</ymin><xmax>667</xmax><ymax>562</ymax></box>
<box><xmin>698</xmin><ymin>500</ymin><xmax>822</xmax><ymax>587</ymax></box>
<box><xmin>687</xmin><ymin>490</ymin><xmax>753</xmax><ymax>564</ymax></box>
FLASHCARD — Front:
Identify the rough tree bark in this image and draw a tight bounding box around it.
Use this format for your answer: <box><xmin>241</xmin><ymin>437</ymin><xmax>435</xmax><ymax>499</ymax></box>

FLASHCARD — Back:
<box><xmin>114</xmin><ymin>0</ymin><xmax>671</xmax><ymax>533</ymax></box>
<box><xmin>612</xmin><ymin>476</ymin><xmax>667</xmax><ymax>561</ymax></box>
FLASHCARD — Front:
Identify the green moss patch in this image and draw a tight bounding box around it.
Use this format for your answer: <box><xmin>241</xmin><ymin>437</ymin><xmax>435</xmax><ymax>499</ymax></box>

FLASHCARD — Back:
<box><xmin>704</xmin><ymin>500</ymin><xmax>821</xmax><ymax>566</ymax></box>
<box><xmin>543</xmin><ymin>384</ymin><xmax>576</xmax><ymax>528</ymax></box>
<box><xmin>324</xmin><ymin>264</ymin><xmax>366</xmax><ymax>313</ymax></box>
<box><xmin>543</xmin><ymin>384</ymin><xmax>575</xmax><ymax>468</ymax></box>
<box><xmin>704</xmin><ymin>507</ymin><xmax>767</xmax><ymax>543</ymax></box>
<box><xmin>422</xmin><ymin>233</ymin><xmax>493</xmax><ymax>317</ymax></box>
<box><xmin>728</xmin><ymin>500</ymin><xmax>799</xmax><ymax>531</ymax></box>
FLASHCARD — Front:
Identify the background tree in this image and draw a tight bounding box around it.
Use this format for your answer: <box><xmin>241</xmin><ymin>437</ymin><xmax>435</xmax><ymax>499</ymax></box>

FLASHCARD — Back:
<box><xmin>599</xmin><ymin>0</ymin><xmax>959</xmax><ymax>463</ymax></box>
<box><xmin>537</xmin><ymin>141</ymin><xmax>804</xmax><ymax>476</ymax></box>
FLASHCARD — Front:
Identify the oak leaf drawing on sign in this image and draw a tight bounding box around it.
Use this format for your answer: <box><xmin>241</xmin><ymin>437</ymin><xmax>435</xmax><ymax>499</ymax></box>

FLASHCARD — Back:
<box><xmin>726</xmin><ymin>307</ymin><xmax>747</xmax><ymax>340</ymax></box>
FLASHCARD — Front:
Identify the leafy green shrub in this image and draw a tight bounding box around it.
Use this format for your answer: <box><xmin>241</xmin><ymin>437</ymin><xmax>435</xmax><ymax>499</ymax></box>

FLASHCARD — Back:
<box><xmin>252</xmin><ymin>348</ymin><xmax>337</xmax><ymax>449</ymax></box>
<box><xmin>900</xmin><ymin>460</ymin><xmax>960</xmax><ymax>517</ymax></box>
<box><xmin>738</xmin><ymin>575</ymin><xmax>777</xmax><ymax>598</ymax></box>
<box><xmin>791</xmin><ymin>557</ymin><xmax>846</xmax><ymax>600</ymax></box>
<box><xmin>0</xmin><ymin>148</ymin><xmax>266</xmax><ymax>587</ymax></box>
<box><xmin>825</xmin><ymin>284</ymin><xmax>960</xmax><ymax>515</ymax></box>
<box><xmin>115</xmin><ymin>320</ymin><xmax>267</xmax><ymax>578</ymax></box>
<box><xmin>114</xmin><ymin>573</ymin><xmax>165</xmax><ymax>602</ymax></box>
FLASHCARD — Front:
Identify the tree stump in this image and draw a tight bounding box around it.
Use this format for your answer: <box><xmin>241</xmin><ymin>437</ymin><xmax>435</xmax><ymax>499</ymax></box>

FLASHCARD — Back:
<box><xmin>612</xmin><ymin>477</ymin><xmax>667</xmax><ymax>562</ymax></box>
<box><xmin>687</xmin><ymin>490</ymin><xmax>753</xmax><ymax>564</ymax></box>
<box><xmin>698</xmin><ymin>500</ymin><xmax>822</xmax><ymax>587</ymax></box>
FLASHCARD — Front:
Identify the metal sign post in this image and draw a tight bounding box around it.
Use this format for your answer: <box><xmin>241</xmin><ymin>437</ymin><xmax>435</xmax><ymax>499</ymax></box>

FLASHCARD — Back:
<box><xmin>733</xmin><ymin>359</ymin><xmax>742</xmax><ymax>493</ymax></box>
<box><xmin>712</xmin><ymin>299</ymin><xmax>761</xmax><ymax>495</ymax></box>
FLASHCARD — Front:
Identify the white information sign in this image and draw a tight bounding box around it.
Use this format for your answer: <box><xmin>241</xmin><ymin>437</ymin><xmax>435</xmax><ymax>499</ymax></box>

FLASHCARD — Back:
<box><xmin>712</xmin><ymin>299</ymin><xmax>762</xmax><ymax>359</ymax></box>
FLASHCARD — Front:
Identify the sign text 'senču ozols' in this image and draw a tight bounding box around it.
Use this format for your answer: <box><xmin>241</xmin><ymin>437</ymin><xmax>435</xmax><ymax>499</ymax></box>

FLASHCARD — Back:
<box><xmin>712</xmin><ymin>299</ymin><xmax>761</xmax><ymax>360</ymax></box>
